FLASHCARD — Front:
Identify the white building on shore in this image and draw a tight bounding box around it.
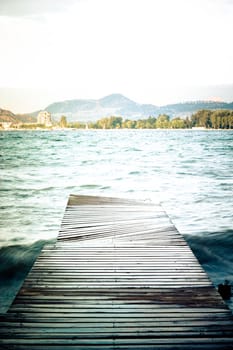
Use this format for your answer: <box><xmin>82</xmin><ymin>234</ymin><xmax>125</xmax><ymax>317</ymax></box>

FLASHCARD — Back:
<box><xmin>37</xmin><ymin>111</ymin><xmax>52</xmax><ymax>127</ymax></box>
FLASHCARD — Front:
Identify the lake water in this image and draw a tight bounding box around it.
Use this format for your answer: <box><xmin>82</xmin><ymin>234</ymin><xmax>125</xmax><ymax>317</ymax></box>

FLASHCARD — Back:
<box><xmin>0</xmin><ymin>129</ymin><xmax>233</xmax><ymax>311</ymax></box>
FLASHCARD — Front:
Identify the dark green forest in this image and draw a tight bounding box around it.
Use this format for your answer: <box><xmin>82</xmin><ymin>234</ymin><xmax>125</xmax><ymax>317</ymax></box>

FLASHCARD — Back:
<box><xmin>67</xmin><ymin>109</ymin><xmax>233</xmax><ymax>129</ymax></box>
<box><xmin>190</xmin><ymin>110</ymin><xmax>233</xmax><ymax>129</ymax></box>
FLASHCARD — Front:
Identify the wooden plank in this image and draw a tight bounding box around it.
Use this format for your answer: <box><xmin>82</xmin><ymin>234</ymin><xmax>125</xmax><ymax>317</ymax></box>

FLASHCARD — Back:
<box><xmin>0</xmin><ymin>194</ymin><xmax>232</xmax><ymax>350</ymax></box>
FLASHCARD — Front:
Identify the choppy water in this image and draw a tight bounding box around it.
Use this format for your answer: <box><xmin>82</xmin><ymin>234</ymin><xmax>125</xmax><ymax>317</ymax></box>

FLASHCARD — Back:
<box><xmin>0</xmin><ymin>129</ymin><xmax>233</xmax><ymax>311</ymax></box>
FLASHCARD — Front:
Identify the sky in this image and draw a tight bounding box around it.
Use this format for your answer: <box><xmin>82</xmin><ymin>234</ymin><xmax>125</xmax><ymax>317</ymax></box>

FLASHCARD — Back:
<box><xmin>0</xmin><ymin>0</ymin><xmax>233</xmax><ymax>113</ymax></box>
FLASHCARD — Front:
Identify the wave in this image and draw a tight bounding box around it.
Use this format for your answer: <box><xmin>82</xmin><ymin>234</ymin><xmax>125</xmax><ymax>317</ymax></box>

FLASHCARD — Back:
<box><xmin>185</xmin><ymin>229</ymin><xmax>233</xmax><ymax>285</ymax></box>
<box><xmin>0</xmin><ymin>240</ymin><xmax>54</xmax><ymax>313</ymax></box>
<box><xmin>185</xmin><ymin>230</ymin><xmax>233</xmax><ymax>311</ymax></box>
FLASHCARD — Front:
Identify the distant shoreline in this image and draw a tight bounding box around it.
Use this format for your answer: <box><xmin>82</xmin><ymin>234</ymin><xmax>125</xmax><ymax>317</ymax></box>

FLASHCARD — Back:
<box><xmin>1</xmin><ymin>127</ymin><xmax>232</xmax><ymax>132</ymax></box>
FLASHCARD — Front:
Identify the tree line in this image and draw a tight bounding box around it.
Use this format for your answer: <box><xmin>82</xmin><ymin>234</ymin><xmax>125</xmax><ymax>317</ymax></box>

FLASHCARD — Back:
<box><xmin>190</xmin><ymin>109</ymin><xmax>233</xmax><ymax>129</ymax></box>
<box><xmin>67</xmin><ymin>115</ymin><xmax>190</xmax><ymax>129</ymax></box>
<box><xmin>65</xmin><ymin>109</ymin><xmax>233</xmax><ymax>129</ymax></box>
<box><xmin>5</xmin><ymin>109</ymin><xmax>232</xmax><ymax>130</ymax></box>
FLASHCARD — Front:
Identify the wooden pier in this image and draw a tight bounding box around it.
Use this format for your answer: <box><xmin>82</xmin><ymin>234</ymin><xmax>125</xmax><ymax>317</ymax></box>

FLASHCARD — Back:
<box><xmin>0</xmin><ymin>194</ymin><xmax>233</xmax><ymax>349</ymax></box>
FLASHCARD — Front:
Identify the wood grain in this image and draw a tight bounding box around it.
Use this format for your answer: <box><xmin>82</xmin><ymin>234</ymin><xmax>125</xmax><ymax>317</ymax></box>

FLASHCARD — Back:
<box><xmin>0</xmin><ymin>194</ymin><xmax>232</xmax><ymax>349</ymax></box>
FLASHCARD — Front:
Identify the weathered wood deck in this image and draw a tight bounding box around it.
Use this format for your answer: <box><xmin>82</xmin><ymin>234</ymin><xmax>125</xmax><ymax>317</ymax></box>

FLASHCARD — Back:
<box><xmin>0</xmin><ymin>194</ymin><xmax>233</xmax><ymax>349</ymax></box>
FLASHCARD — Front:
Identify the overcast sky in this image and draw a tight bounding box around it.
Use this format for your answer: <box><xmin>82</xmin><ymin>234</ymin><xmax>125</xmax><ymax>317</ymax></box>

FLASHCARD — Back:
<box><xmin>0</xmin><ymin>0</ymin><xmax>233</xmax><ymax>112</ymax></box>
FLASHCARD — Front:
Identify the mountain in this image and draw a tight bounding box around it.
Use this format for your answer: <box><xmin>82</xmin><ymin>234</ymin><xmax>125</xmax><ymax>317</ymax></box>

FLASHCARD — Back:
<box><xmin>0</xmin><ymin>108</ymin><xmax>36</xmax><ymax>124</ymax></box>
<box><xmin>0</xmin><ymin>108</ymin><xmax>18</xmax><ymax>123</ymax></box>
<box><xmin>1</xmin><ymin>95</ymin><xmax>233</xmax><ymax>124</ymax></box>
<box><xmin>160</xmin><ymin>101</ymin><xmax>233</xmax><ymax>116</ymax></box>
<box><xmin>44</xmin><ymin>94</ymin><xmax>233</xmax><ymax>122</ymax></box>
<box><xmin>45</xmin><ymin>94</ymin><xmax>159</xmax><ymax>121</ymax></box>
